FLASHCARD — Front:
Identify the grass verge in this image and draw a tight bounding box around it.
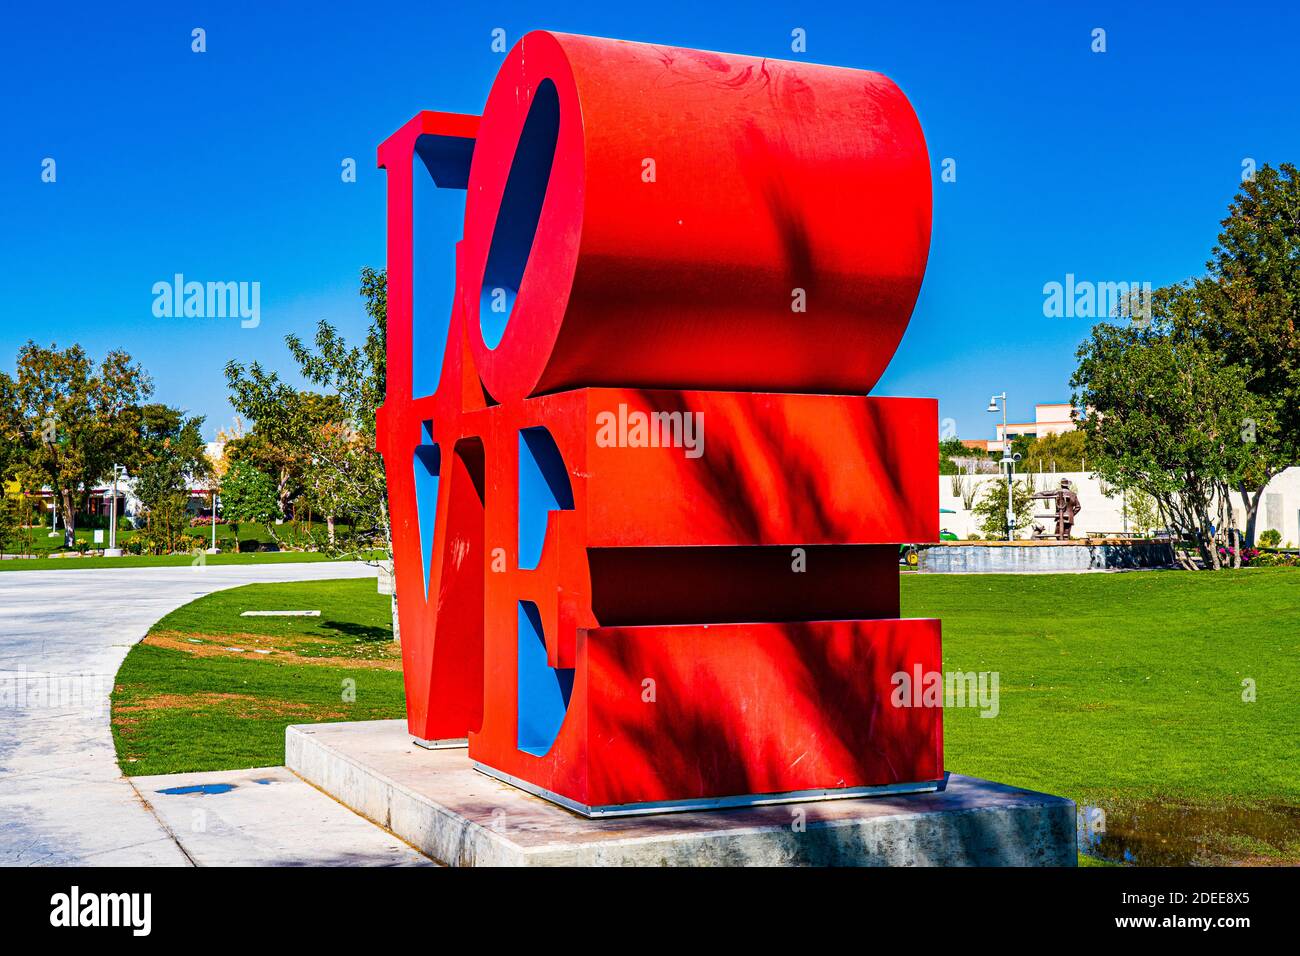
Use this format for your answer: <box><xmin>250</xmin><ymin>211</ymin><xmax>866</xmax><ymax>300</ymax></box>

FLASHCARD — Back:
<box><xmin>901</xmin><ymin>567</ymin><xmax>1300</xmax><ymax>864</ymax></box>
<box><xmin>112</xmin><ymin>578</ymin><xmax>403</xmax><ymax>776</ymax></box>
<box><xmin>0</xmin><ymin>551</ymin><xmax>390</xmax><ymax>572</ymax></box>
<box><xmin>111</xmin><ymin>565</ymin><xmax>1299</xmax><ymax>864</ymax></box>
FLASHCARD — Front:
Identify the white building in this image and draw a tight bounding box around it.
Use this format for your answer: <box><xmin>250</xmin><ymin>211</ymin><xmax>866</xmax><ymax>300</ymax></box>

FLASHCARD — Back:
<box><xmin>987</xmin><ymin>402</ymin><xmax>1080</xmax><ymax>453</ymax></box>
<box><xmin>20</xmin><ymin>472</ymin><xmax>218</xmax><ymax>530</ymax></box>
<box><xmin>938</xmin><ymin>466</ymin><xmax>1300</xmax><ymax>546</ymax></box>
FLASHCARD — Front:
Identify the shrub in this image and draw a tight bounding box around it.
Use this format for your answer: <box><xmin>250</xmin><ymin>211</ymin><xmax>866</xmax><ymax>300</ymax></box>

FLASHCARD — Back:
<box><xmin>1258</xmin><ymin>529</ymin><xmax>1282</xmax><ymax>549</ymax></box>
<box><xmin>1218</xmin><ymin>545</ymin><xmax>1259</xmax><ymax>566</ymax></box>
<box><xmin>131</xmin><ymin>530</ymin><xmax>168</xmax><ymax>556</ymax></box>
<box><xmin>1250</xmin><ymin>552</ymin><xmax>1299</xmax><ymax>568</ymax></box>
<box><xmin>973</xmin><ymin>480</ymin><xmax>1035</xmax><ymax>540</ymax></box>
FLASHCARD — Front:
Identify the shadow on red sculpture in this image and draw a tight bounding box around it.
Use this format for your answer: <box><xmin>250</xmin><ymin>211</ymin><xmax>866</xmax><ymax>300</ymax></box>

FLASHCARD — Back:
<box><xmin>376</xmin><ymin>30</ymin><xmax>943</xmax><ymax>815</ymax></box>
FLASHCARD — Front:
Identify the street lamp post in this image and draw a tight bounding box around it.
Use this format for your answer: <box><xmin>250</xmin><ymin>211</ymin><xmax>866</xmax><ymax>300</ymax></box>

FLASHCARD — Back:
<box><xmin>987</xmin><ymin>393</ymin><xmax>1017</xmax><ymax>541</ymax></box>
<box><xmin>105</xmin><ymin>464</ymin><xmax>124</xmax><ymax>557</ymax></box>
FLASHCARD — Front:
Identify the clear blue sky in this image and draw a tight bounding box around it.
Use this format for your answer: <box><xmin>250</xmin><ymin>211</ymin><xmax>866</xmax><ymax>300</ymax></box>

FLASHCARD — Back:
<box><xmin>2</xmin><ymin>1</ymin><xmax>1296</xmax><ymax>442</ymax></box>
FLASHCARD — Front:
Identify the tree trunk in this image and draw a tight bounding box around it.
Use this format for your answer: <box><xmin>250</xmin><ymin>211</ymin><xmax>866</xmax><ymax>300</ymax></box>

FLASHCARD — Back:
<box><xmin>278</xmin><ymin>467</ymin><xmax>291</xmax><ymax>519</ymax></box>
<box><xmin>60</xmin><ymin>488</ymin><xmax>76</xmax><ymax>549</ymax></box>
<box><xmin>390</xmin><ymin>588</ymin><xmax>400</xmax><ymax>646</ymax></box>
<box><xmin>1202</xmin><ymin>512</ymin><xmax>1221</xmax><ymax>570</ymax></box>
<box><xmin>1239</xmin><ymin>483</ymin><xmax>1267</xmax><ymax>547</ymax></box>
<box><xmin>379</xmin><ymin>497</ymin><xmax>394</xmax><ymax>562</ymax></box>
<box><xmin>326</xmin><ymin>514</ymin><xmax>336</xmax><ymax>545</ymax></box>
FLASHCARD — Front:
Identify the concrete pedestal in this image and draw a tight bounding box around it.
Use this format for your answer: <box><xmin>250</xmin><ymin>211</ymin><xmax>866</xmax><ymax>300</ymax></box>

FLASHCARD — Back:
<box><xmin>287</xmin><ymin>720</ymin><xmax>1076</xmax><ymax>866</ymax></box>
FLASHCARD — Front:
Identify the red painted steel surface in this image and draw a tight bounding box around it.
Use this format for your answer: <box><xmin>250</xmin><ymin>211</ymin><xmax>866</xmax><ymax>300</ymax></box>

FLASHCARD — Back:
<box><xmin>461</xmin><ymin>31</ymin><xmax>932</xmax><ymax>402</ymax></box>
<box><xmin>376</xmin><ymin>31</ymin><xmax>942</xmax><ymax>809</ymax></box>
<box><xmin>479</xmin><ymin>619</ymin><xmax>944</xmax><ymax>809</ymax></box>
<box><xmin>375</xmin><ymin>110</ymin><xmax>484</xmax><ymax>742</ymax></box>
<box><xmin>581</xmin><ymin>620</ymin><xmax>943</xmax><ymax>808</ymax></box>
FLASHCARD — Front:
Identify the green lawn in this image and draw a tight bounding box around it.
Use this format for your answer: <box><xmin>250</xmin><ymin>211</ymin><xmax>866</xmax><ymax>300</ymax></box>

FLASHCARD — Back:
<box><xmin>111</xmin><ymin>579</ymin><xmax>404</xmax><ymax>776</ymax></box>
<box><xmin>8</xmin><ymin>521</ymin><xmax>286</xmax><ymax>555</ymax></box>
<box><xmin>110</xmin><ymin>566</ymin><xmax>1300</xmax><ymax>865</ymax></box>
<box><xmin>2</xmin><ymin>551</ymin><xmax>346</xmax><ymax>572</ymax></box>
<box><xmin>1</xmin><ymin>520</ymin><xmax>356</xmax><ymax>566</ymax></box>
<box><xmin>901</xmin><ymin>568</ymin><xmax>1300</xmax><ymax>864</ymax></box>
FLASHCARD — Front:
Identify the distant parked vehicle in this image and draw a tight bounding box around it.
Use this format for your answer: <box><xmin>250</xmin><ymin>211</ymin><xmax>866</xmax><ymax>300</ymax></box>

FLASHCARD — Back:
<box><xmin>900</xmin><ymin>510</ymin><xmax>958</xmax><ymax>566</ymax></box>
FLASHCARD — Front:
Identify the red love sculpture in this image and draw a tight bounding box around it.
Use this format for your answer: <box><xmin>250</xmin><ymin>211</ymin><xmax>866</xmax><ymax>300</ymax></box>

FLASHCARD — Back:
<box><xmin>376</xmin><ymin>31</ymin><xmax>943</xmax><ymax>815</ymax></box>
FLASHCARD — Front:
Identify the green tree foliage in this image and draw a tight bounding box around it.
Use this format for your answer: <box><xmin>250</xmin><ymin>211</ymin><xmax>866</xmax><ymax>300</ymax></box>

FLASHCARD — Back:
<box><xmin>133</xmin><ymin>404</ymin><xmax>211</xmax><ymax>553</ymax></box>
<box><xmin>939</xmin><ymin>437</ymin><xmax>993</xmax><ymax>476</ymax></box>
<box><xmin>1072</xmin><ymin>285</ymin><xmax>1269</xmax><ymax>569</ymax></box>
<box><xmin>1020</xmin><ymin>430</ymin><xmax>1087</xmax><ymax>473</ymax></box>
<box><xmin>222</xmin><ymin>392</ymin><xmax>343</xmax><ymax>522</ymax></box>
<box><xmin>7</xmin><ymin>343</ymin><xmax>151</xmax><ymax>547</ymax></box>
<box><xmin>972</xmin><ymin>478</ymin><xmax>1035</xmax><ymax>540</ymax></box>
<box><xmin>286</xmin><ymin>266</ymin><xmax>386</xmax><ymax>443</ymax></box>
<box><xmin>939</xmin><ymin>437</ymin><xmax>969</xmax><ymax>475</ymax></box>
<box><xmin>0</xmin><ymin>494</ymin><xmax>22</xmax><ymax>557</ymax></box>
<box><xmin>1119</xmin><ymin>486</ymin><xmax>1159</xmax><ymax>537</ymax></box>
<box><xmin>1185</xmin><ymin>162</ymin><xmax>1300</xmax><ymax>541</ymax></box>
<box><xmin>218</xmin><ymin>459</ymin><xmax>279</xmax><ymax>551</ymax></box>
<box><xmin>1072</xmin><ymin>164</ymin><xmax>1297</xmax><ymax>565</ymax></box>
<box><xmin>224</xmin><ymin>267</ymin><xmax>390</xmax><ymax>561</ymax></box>
<box><xmin>0</xmin><ymin>372</ymin><xmax>24</xmax><ymax>484</ymax></box>
<box><xmin>1008</xmin><ymin>434</ymin><xmax>1035</xmax><ymax>462</ymax></box>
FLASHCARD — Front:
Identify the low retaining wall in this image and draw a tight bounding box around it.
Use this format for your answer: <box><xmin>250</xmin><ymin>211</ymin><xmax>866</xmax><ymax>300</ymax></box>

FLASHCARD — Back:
<box><xmin>918</xmin><ymin>539</ymin><xmax>1175</xmax><ymax>574</ymax></box>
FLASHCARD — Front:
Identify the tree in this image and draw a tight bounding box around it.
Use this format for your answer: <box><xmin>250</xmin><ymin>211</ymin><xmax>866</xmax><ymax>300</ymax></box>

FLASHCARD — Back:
<box><xmin>300</xmin><ymin>420</ymin><xmax>376</xmax><ymax>546</ymax></box>
<box><xmin>0</xmin><ymin>494</ymin><xmax>21</xmax><ymax>558</ymax></box>
<box><xmin>1119</xmin><ymin>486</ymin><xmax>1159</xmax><ymax>537</ymax></box>
<box><xmin>9</xmin><ymin>343</ymin><xmax>151</xmax><ymax>547</ymax></box>
<box><xmin>1185</xmin><ymin>163</ymin><xmax>1300</xmax><ymax>543</ymax></box>
<box><xmin>1021</xmin><ymin>430</ymin><xmax>1087</xmax><ymax>473</ymax></box>
<box><xmin>224</xmin><ymin>267</ymin><xmax>390</xmax><ymax>561</ymax></box>
<box><xmin>218</xmin><ymin>459</ymin><xmax>278</xmax><ymax>551</ymax></box>
<box><xmin>221</xmin><ymin>390</ymin><xmax>343</xmax><ymax>533</ymax></box>
<box><xmin>0</xmin><ymin>371</ymin><xmax>24</xmax><ymax>484</ymax></box>
<box><xmin>939</xmin><ymin>436</ymin><xmax>988</xmax><ymax>475</ymax></box>
<box><xmin>972</xmin><ymin>478</ymin><xmax>1035</xmax><ymax>540</ymax></box>
<box><xmin>1071</xmin><ymin>286</ymin><xmax>1269</xmax><ymax>569</ymax></box>
<box><xmin>1008</xmin><ymin>434</ymin><xmax>1035</xmax><ymax>462</ymax></box>
<box><xmin>133</xmin><ymin>404</ymin><xmax>211</xmax><ymax>552</ymax></box>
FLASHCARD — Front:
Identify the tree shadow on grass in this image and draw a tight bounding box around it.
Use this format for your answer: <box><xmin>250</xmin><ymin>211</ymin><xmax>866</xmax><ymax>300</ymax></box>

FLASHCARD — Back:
<box><xmin>320</xmin><ymin>620</ymin><xmax>392</xmax><ymax>643</ymax></box>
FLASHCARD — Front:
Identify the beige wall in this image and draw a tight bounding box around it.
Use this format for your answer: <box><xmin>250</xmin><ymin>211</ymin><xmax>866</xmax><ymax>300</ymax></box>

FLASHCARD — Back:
<box><xmin>938</xmin><ymin>466</ymin><xmax>1300</xmax><ymax>544</ymax></box>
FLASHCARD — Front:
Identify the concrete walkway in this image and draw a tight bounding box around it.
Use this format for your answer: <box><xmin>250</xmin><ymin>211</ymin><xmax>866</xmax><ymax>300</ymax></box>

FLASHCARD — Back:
<box><xmin>0</xmin><ymin>561</ymin><xmax>381</xmax><ymax>866</ymax></box>
<box><xmin>131</xmin><ymin>766</ymin><xmax>430</xmax><ymax>866</ymax></box>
